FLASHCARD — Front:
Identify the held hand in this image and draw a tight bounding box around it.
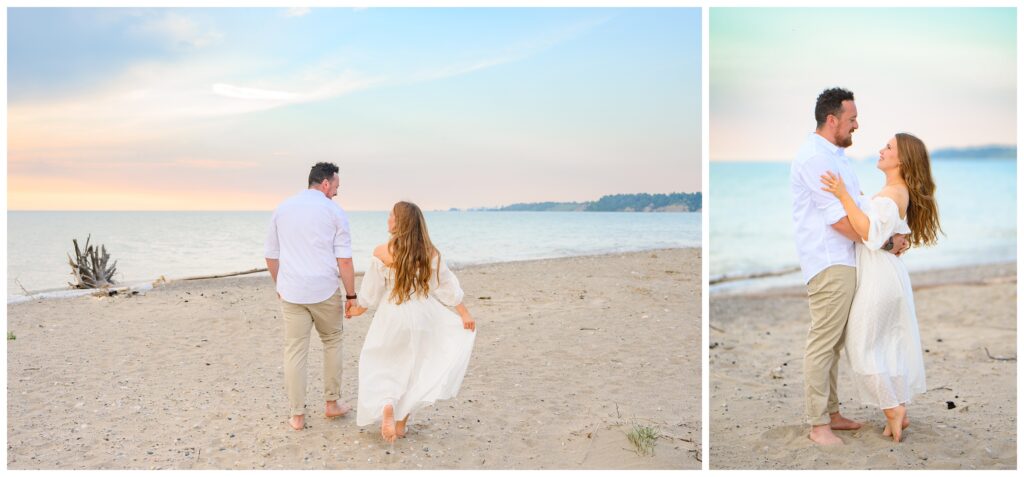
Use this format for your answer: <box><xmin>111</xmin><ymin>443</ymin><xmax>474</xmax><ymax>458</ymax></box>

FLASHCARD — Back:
<box><xmin>891</xmin><ymin>234</ymin><xmax>910</xmax><ymax>256</ymax></box>
<box><xmin>344</xmin><ymin>300</ymin><xmax>360</xmax><ymax>319</ymax></box>
<box><xmin>819</xmin><ymin>171</ymin><xmax>848</xmax><ymax>199</ymax></box>
<box><xmin>460</xmin><ymin>313</ymin><xmax>476</xmax><ymax>332</ymax></box>
<box><xmin>347</xmin><ymin>305</ymin><xmax>367</xmax><ymax>318</ymax></box>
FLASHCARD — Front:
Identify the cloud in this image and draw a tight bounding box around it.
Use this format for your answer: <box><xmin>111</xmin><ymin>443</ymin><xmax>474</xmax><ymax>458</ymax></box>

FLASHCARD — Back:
<box><xmin>9</xmin><ymin>12</ymin><xmax>613</xmax><ymax>163</ymax></box>
<box><xmin>207</xmin><ymin>72</ymin><xmax>386</xmax><ymax>114</ymax></box>
<box><xmin>130</xmin><ymin>12</ymin><xmax>224</xmax><ymax>50</ymax></box>
<box><xmin>412</xmin><ymin>56</ymin><xmax>516</xmax><ymax>83</ymax></box>
<box><xmin>211</xmin><ymin>83</ymin><xmax>302</xmax><ymax>101</ymax></box>
<box><xmin>8</xmin><ymin>55</ymin><xmax>391</xmax><ymax>159</ymax></box>
<box><xmin>173</xmin><ymin>159</ymin><xmax>258</xmax><ymax>169</ymax></box>
<box><xmin>411</xmin><ymin>14</ymin><xmax>613</xmax><ymax>84</ymax></box>
<box><xmin>284</xmin><ymin>8</ymin><xmax>311</xmax><ymax>18</ymax></box>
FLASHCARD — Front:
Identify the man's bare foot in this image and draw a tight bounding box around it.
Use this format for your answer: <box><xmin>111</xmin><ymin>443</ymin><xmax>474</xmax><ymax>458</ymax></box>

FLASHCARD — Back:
<box><xmin>325</xmin><ymin>400</ymin><xmax>351</xmax><ymax>418</ymax></box>
<box><xmin>289</xmin><ymin>414</ymin><xmax>304</xmax><ymax>431</ymax></box>
<box><xmin>809</xmin><ymin>424</ymin><xmax>844</xmax><ymax>446</ymax></box>
<box><xmin>381</xmin><ymin>404</ymin><xmax>397</xmax><ymax>443</ymax></box>
<box><xmin>883</xmin><ymin>405</ymin><xmax>907</xmax><ymax>442</ymax></box>
<box><xmin>882</xmin><ymin>415</ymin><xmax>910</xmax><ymax>437</ymax></box>
<box><xmin>396</xmin><ymin>415</ymin><xmax>409</xmax><ymax>438</ymax></box>
<box><xmin>829</xmin><ymin>412</ymin><xmax>863</xmax><ymax>431</ymax></box>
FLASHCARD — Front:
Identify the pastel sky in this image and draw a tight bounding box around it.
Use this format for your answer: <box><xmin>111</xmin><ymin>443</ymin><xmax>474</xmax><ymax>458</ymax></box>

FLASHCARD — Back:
<box><xmin>7</xmin><ymin>7</ymin><xmax>701</xmax><ymax>211</ymax></box>
<box><xmin>710</xmin><ymin>8</ymin><xmax>1017</xmax><ymax>161</ymax></box>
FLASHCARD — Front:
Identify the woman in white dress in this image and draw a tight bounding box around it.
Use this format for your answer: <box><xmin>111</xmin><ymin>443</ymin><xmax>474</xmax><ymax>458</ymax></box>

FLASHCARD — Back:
<box><xmin>820</xmin><ymin>133</ymin><xmax>942</xmax><ymax>443</ymax></box>
<box><xmin>346</xmin><ymin>201</ymin><xmax>477</xmax><ymax>443</ymax></box>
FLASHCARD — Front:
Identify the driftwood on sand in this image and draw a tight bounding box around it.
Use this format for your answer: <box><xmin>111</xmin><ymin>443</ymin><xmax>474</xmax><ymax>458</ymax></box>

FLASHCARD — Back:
<box><xmin>67</xmin><ymin>235</ymin><xmax>118</xmax><ymax>289</ymax></box>
<box><xmin>180</xmin><ymin>268</ymin><xmax>268</xmax><ymax>281</ymax></box>
<box><xmin>984</xmin><ymin>347</ymin><xmax>1016</xmax><ymax>361</ymax></box>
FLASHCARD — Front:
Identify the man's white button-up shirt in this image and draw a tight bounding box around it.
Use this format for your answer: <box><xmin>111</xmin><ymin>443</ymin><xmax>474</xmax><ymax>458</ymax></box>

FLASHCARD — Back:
<box><xmin>265</xmin><ymin>189</ymin><xmax>353</xmax><ymax>304</ymax></box>
<box><xmin>790</xmin><ymin>133</ymin><xmax>863</xmax><ymax>284</ymax></box>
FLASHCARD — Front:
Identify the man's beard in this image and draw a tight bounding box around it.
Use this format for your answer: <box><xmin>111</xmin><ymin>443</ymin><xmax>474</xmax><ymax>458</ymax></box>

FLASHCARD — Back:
<box><xmin>836</xmin><ymin>131</ymin><xmax>854</xmax><ymax>148</ymax></box>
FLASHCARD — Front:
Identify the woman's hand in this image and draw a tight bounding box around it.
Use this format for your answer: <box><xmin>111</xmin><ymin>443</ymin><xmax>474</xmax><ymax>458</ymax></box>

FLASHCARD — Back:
<box><xmin>820</xmin><ymin>171</ymin><xmax>849</xmax><ymax>199</ymax></box>
<box><xmin>460</xmin><ymin>312</ymin><xmax>476</xmax><ymax>332</ymax></box>
<box><xmin>346</xmin><ymin>305</ymin><xmax>367</xmax><ymax>318</ymax></box>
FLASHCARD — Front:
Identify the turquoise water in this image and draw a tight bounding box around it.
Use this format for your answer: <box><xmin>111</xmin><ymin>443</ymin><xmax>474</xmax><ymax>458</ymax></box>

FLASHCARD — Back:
<box><xmin>7</xmin><ymin>210</ymin><xmax>700</xmax><ymax>295</ymax></box>
<box><xmin>711</xmin><ymin>158</ymin><xmax>1016</xmax><ymax>291</ymax></box>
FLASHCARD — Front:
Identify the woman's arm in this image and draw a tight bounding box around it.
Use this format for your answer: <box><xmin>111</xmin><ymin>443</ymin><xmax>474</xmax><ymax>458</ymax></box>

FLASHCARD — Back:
<box><xmin>455</xmin><ymin>303</ymin><xmax>475</xmax><ymax>331</ymax></box>
<box><xmin>347</xmin><ymin>252</ymin><xmax>388</xmax><ymax>318</ymax></box>
<box><xmin>820</xmin><ymin>171</ymin><xmax>869</xmax><ymax>241</ymax></box>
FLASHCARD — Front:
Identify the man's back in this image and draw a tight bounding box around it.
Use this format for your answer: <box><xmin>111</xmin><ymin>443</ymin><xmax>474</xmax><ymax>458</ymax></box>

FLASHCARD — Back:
<box><xmin>266</xmin><ymin>189</ymin><xmax>352</xmax><ymax>304</ymax></box>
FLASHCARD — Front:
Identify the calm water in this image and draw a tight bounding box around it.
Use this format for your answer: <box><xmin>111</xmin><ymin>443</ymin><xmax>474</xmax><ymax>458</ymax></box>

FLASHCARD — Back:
<box><xmin>711</xmin><ymin>158</ymin><xmax>1016</xmax><ymax>292</ymax></box>
<box><xmin>7</xmin><ymin>210</ymin><xmax>700</xmax><ymax>296</ymax></box>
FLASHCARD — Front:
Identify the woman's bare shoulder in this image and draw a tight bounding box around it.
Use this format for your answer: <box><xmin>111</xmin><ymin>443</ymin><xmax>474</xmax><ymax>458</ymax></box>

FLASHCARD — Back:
<box><xmin>878</xmin><ymin>185</ymin><xmax>909</xmax><ymax>216</ymax></box>
<box><xmin>373</xmin><ymin>244</ymin><xmax>392</xmax><ymax>265</ymax></box>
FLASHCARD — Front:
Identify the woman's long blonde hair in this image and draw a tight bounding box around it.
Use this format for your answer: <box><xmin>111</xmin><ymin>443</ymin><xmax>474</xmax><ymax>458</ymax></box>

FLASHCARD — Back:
<box><xmin>388</xmin><ymin>201</ymin><xmax>438</xmax><ymax>304</ymax></box>
<box><xmin>896</xmin><ymin>133</ymin><xmax>943</xmax><ymax>247</ymax></box>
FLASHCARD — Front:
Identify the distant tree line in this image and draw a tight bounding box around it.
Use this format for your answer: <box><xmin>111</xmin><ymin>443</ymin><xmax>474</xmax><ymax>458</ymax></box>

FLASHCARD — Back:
<box><xmin>929</xmin><ymin>145</ymin><xmax>1016</xmax><ymax>159</ymax></box>
<box><xmin>492</xmin><ymin>192</ymin><xmax>702</xmax><ymax>212</ymax></box>
<box><xmin>586</xmin><ymin>192</ymin><xmax>701</xmax><ymax>212</ymax></box>
<box><xmin>496</xmin><ymin>201</ymin><xmax>586</xmax><ymax>211</ymax></box>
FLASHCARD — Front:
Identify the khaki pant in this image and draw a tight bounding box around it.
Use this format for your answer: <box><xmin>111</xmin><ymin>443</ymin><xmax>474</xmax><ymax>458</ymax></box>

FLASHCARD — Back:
<box><xmin>282</xmin><ymin>291</ymin><xmax>344</xmax><ymax>417</ymax></box>
<box><xmin>803</xmin><ymin>265</ymin><xmax>856</xmax><ymax>426</ymax></box>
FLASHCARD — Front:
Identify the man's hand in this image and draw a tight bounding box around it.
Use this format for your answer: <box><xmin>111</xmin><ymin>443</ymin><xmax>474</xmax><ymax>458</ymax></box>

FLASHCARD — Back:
<box><xmin>344</xmin><ymin>298</ymin><xmax>358</xmax><ymax>318</ymax></box>
<box><xmin>266</xmin><ymin>258</ymin><xmax>281</xmax><ymax>300</ymax></box>
<box><xmin>890</xmin><ymin>234</ymin><xmax>910</xmax><ymax>256</ymax></box>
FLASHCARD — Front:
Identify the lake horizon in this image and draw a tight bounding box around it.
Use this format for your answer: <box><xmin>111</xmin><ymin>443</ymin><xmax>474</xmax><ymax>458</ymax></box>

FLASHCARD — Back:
<box><xmin>7</xmin><ymin>210</ymin><xmax>701</xmax><ymax>297</ymax></box>
<box><xmin>710</xmin><ymin>157</ymin><xmax>1016</xmax><ymax>293</ymax></box>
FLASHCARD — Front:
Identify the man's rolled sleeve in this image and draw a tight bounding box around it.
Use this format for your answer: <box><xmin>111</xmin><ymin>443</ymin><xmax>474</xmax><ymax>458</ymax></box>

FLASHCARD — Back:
<box><xmin>799</xmin><ymin>154</ymin><xmax>847</xmax><ymax>225</ymax></box>
<box><xmin>264</xmin><ymin>213</ymin><xmax>281</xmax><ymax>259</ymax></box>
<box><xmin>333</xmin><ymin>212</ymin><xmax>353</xmax><ymax>259</ymax></box>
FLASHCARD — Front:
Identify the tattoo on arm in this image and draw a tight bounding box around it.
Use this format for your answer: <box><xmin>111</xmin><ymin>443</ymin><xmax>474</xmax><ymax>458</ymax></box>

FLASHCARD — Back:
<box><xmin>882</xmin><ymin>237</ymin><xmax>894</xmax><ymax>251</ymax></box>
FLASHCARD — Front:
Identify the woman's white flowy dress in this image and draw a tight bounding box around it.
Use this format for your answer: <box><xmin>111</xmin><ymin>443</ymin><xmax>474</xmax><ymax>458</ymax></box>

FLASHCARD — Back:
<box><xmin>355</xmin><ymin>255</ymin><xmax>476</xmax><ymax>426</ymax></box>
<box><xmin>845</xmin><ymin>196</ymin><xmax>926</xmax><ymax>410</ymax></box>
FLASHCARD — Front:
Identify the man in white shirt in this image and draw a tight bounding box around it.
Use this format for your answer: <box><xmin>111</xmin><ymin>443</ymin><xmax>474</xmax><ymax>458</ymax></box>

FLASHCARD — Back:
<box><xmin>790</xmin><ymin>88</ymin><xmax>908</xmax><ymax>445</ymax></box>
<box><xmin>265</xmin><ymin>162</ymin><xmax>358</xmax><ymax>431</ymax></box>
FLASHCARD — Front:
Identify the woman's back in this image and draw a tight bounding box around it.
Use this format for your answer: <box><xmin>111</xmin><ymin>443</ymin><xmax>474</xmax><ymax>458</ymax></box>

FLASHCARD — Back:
<box><xmin>363</xmin><ymin>244</ymin><xmax>463</xmax><ymax>308</ymax></box>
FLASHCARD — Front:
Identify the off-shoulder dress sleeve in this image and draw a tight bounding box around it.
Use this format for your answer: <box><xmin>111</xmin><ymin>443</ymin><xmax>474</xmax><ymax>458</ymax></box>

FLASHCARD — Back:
<box><xmin>358</xmin><ymin>257</ymin><xmax>387</xmax><ymax>309</ymax></box>
<box><xmin>863</xmin><ymin>196</ymin><xmax>901</xmax><ymax>251</ymax></box>
<box><xmin>431</xmin><ymin>256</ymin><xmax>464</xmax><ymax>307</ymax></box>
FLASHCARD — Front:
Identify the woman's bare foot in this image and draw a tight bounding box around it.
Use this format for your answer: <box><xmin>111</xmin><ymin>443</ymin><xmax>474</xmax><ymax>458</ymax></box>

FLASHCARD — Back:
<box><xmin>289</xmin><ymin>414</ymin><xmax>305</xmax><ymax>431</ymax></box>
<box><xmin>883</xmin><ymin>414</ymin><xmax>910</xmax><ymax>437</ymax></box>
<box><xmin>829</xmin><ymin>412</ymin><xmax>863</xmax><ymax>430</ymax></box>
<box><xmin>396</xmin><ymin>415</ymin><xmax>409</xmax><ymax>438</ymax></box>
<box><xmin>381</xmin><ymin>404</ymin><xmax>397</xmax><ymax>443</ymax></box>
<box><xmin>883</xmin><ymin>405</ymin><xmax>907</xmax><ymax>442</ymax></box>
<box><xmin>325</xmin><ymin>400</ymin><xmax>351</xmax><ymax>418</ymax></box>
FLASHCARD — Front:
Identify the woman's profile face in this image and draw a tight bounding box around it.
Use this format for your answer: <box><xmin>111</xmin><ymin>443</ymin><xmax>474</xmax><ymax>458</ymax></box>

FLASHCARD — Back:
<box><xmin>387</xmin><ymin>210</ymin><xmax>396</xmax><ymax>234</ymax></box>
<box><xmin>877</xmin><ymin>136</ymin><xmax>901</xmax><ymax>172</ymax></box>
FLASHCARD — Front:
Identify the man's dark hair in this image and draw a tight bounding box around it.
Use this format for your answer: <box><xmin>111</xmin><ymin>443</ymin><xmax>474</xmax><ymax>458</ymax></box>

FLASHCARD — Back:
<box><xmin>815</xmin><ymin>87</ymin><xmax>855</xmax><ymax>128</ymax></box>
<box><xmin>308</xmin><ymin>162</ymin><xmax>339</xmax><ymax>187</ymax></box>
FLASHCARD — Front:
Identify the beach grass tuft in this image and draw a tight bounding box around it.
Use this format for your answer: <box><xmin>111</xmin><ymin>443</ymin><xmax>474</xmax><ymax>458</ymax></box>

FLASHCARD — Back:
<box><xmin>626</xmin><ymin>422</ymin><xmax>660</xmax><ymax>456</ymax></box>
<box><xmin>8</xmin><ymin>331</ymin><xmax>16</xmax><ymax>340</ymax></box>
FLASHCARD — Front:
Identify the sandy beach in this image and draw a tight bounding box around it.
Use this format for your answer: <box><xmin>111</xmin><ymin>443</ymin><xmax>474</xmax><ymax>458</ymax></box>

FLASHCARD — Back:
<box><xmin>7</xmin><ymin>248</ymin><xmax>701</xmax><ymax>470</ymax></box>
<box><xmin>710</xmin><ymin>262</ymin><xmax>1017</xmax><ymax>469</ymax></box>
